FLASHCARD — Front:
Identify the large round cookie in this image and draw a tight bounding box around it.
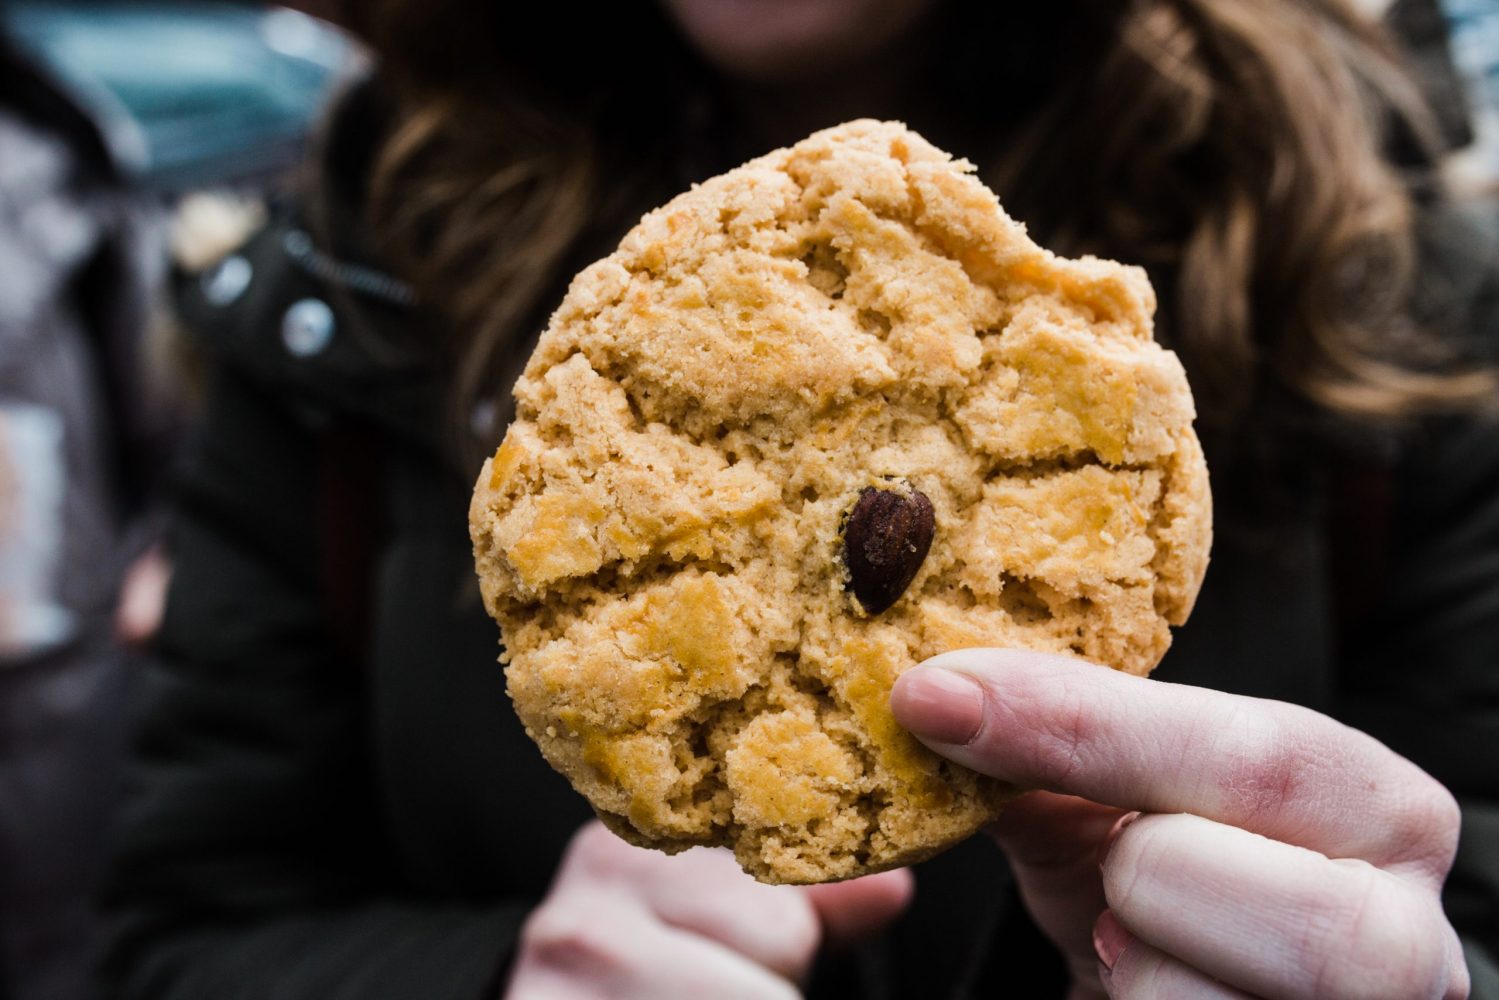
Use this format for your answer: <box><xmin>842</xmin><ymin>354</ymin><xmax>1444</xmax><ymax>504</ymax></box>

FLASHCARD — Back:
<box><xmin>469</xmin><ymin>120</ymin><xmax>1211</xmax><ymax>884</ymax></box>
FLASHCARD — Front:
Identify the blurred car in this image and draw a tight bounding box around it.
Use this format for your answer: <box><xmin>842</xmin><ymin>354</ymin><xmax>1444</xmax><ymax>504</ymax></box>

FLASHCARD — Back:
<box><xmin>4</xmin><ymin>0</ymin><xmax>364</xmax><ymax>192</ymax></box>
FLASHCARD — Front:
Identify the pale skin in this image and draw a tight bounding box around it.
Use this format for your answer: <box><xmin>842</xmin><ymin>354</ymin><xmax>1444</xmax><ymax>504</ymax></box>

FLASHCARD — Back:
<box><xmin>505</xmin><ymin>823</ymin><xmax>914</xmax><ymax>999</ymax></box>
<box><xmin>278</xmin><ymin>1</ymin><xmax>1471</xmax><ymax>995</ymax></box>
<box><xmin>510</xmin><ymin>647</ymin><xmax>1467</xmax><ymax>999</ymax></box>
<box><xmin>893</xmin><ymin>651</ymin><xmax>1469</xmax><ymax>999</ymax></box>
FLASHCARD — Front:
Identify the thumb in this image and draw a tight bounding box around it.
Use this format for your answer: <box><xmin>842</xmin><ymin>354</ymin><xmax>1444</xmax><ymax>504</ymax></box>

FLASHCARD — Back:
<box><xmin>800</xmin><ymin>868</ymin><xmax>915</xmax><ymax>948</ymax></box>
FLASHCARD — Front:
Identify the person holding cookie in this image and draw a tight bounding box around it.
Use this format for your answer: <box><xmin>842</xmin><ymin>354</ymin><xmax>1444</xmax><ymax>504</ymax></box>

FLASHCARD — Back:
<box><xmin>105</xmin><ymin>2</ymin><xmax>1498</xmax><ymax>999</ymax></box>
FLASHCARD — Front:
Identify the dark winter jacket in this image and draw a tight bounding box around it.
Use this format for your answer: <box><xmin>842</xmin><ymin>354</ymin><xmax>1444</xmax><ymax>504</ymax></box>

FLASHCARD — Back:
<box><xmin>102</xmin><ymin>110</ymin><xmax>1499</xmax><ymax>998</ymax></box>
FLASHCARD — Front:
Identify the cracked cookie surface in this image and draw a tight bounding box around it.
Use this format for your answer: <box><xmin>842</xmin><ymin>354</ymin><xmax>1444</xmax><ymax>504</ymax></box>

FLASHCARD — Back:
<box><xmin>469</xmin><ymin>120</ymin><xmax>1212</xmax><ymax>884</ymax></box>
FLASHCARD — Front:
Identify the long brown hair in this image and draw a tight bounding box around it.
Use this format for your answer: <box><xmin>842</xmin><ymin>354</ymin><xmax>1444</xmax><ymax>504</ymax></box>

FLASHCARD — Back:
<box><xmin>346</xmin><ymin>0</ymin><xmax>1493</xmax><ymax>458</ymax></box>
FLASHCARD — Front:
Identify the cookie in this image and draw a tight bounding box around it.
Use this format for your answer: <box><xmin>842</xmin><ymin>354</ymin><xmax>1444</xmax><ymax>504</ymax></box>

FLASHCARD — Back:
<box><xmin>469</xmin><ymin>120</ymin><xmax>1211</xmax><ymax>884</ymax></box>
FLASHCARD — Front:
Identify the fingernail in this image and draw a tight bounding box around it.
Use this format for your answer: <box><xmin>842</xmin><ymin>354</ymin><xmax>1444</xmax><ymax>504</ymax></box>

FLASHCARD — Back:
<box><xmin>1092</xmin><ymin>909</ymin><xmax>1131</xmax><ymax>971</ymax></box>
<box><xmin>1097</xmin><ymin>811</ymin><xmax>1143</xmax><ymax>871</ymax></box>
<box><xmin>891</xmin><ymin>667</ymin><xmax>984</xmax><ymax>745</ymax></box>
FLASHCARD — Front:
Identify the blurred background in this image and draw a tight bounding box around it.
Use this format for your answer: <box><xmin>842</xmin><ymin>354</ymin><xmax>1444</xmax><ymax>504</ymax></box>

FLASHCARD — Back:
<box><xmin>0</xmin><ymin>4</ymin><xmax>357</xmax><ymax>997</ymax></box>
<box><xmin>0</xmin><ymin>1</ymin><xmax>1494</xmax><ymax>998</ymax></box>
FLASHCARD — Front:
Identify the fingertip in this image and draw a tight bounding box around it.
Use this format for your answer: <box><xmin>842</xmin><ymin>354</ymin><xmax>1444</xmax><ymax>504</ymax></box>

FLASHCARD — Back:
<box><xmin>870</xmin><ymin>865</ymin><xmax>916</xmax><ymax>908</ymax></box>
<box><xmin>1098</xmin><ymin>811</ymin><xmax>1144</xmax><ymax>870</ymax></box>
<box><xmin>893</xmin><ymin>647</ymin><xmax>1081</xmax><ymax>748</ymax></box>
<box><xmin>1093</xmin><ymin>908</ymin><xmax>1133</xmax><ymax>972</ymax></box>
<box><xmin>890</xmin><ymin>665</ymin><xmax>985</xmax><ymax>746</ymax></box>
<box><xmin>805</xmin><ymin>867</ymin><xmax>914</xmax><ymax>910</ymax></box>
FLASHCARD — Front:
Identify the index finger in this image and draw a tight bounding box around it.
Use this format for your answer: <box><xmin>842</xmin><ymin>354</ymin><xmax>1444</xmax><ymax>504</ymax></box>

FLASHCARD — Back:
<box><xmin>890</xmin><ymin>649</ymin><xmax>1458</xmax><ymax>874</ymax></box>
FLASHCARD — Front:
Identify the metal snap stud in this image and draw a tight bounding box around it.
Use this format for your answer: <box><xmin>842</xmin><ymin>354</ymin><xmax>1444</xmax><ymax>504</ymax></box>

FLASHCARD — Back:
<box><xmin>281</xmin><ymin>298</ymin><xmax>335</xmax><ymax>357</ymax></box>
<box><xmin>201</xmin><ymin>254</ymin><xmax>252</xmax><ymax>306</ymax></box>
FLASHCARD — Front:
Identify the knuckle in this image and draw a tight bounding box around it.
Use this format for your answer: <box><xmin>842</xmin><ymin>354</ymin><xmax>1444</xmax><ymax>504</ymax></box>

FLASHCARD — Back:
<box><xmin>522</xmin><ymin>902</ymin><xmax>585</xmax><ymax>949</ymax></box>
<box><xmin>1313</xmin><ymin>866</ymin><xmax>1449</xmax><ymax>999</ymax></box>
<box><xmin>521</xmin><ymin>904</ymin><xmax>615</xmax><ymax>969</ymax></box>
<box><xmin>1387</xmin><ymin>775</ymin><xmax>1462</xmax><ymax>874</ymax></box>
<box><xmin>1206</xmin><ymin>703</ymin><xmax>1305</xmax><ymax>830</ymax></box>
<box><xmin>1008</xmin><ymin>670</ymin><xmax>1095</xmax><ymax>788</ymax></box>
<box><xmin>1440</xmin><ymin>918</ymin><xmax>1470</xmax><ymax>999</ymax></box>
<box><xmin>1450</xmin><ymin>956</ymin><xmax>1472</xmax><ymax>1000</ymax></box>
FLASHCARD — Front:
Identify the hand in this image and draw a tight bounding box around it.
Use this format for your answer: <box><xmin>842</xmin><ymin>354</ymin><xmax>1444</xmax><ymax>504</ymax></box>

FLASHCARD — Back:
<box><xmin>891</xmin><ymin>649</ymin><xmax>1468</xmax><ymax>1000</ymax></box>
<box><xmin>506</xmin><ymin>821</ymin><xmax>913</xmax><ymax>999</ymax></box>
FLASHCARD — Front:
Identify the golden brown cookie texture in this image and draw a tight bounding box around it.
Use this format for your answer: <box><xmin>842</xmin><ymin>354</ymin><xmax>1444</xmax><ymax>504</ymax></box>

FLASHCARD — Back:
<box><xmin>469</xmin><ymin>120</ymin><xmax>1212</xmax><ymax>884</ymax></box>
